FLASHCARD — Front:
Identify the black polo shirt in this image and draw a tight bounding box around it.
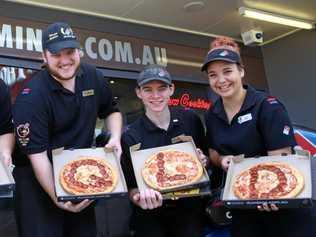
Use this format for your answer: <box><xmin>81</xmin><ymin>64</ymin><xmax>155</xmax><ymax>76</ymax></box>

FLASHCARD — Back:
<box><xmin>121</xmin><ymin>107</ymin><xmax>206</xmax><ymax>190</ymax></box>
<box><xmin>13</xmin><ymin>63</ymin><xmax>118</xmax><ymax>165</ymax></box>
<box><xmin>205</xmin><ymin>85</ymin><xmax>296</xmax><ymax>158</ymax></box>
<box><xmin>0</xmin><ymin>79</ymin><xmax>13</xmax><ymax>135</ymax></box>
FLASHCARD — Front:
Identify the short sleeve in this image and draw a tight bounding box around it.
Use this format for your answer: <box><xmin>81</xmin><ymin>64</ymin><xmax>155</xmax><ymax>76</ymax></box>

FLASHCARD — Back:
<box><xmin>13</xmin><ymin>92</ymin><xmax>49</xmax><ymax>154</ymax></box>
<box><xmin>189</xmin><ymin>110</ymin><xmax>207</xmax><ymax>155</ymax></box>
<box><xmin>96</xmin><ymin>69</ymin><xmax>120</xmax><ymax>119</ymax></box>
<box><xmin>258</xmin><ymin>98</ymin><xmax>296</xmax><ymax>151</ymax></box>
<box><xmin>0</xmin><ymin>80</ymin><xmax>13</xmax><ymax>135</ymax></box>
<box><xmin>205</xmin><ymin>111</ymin><xmax>216</xmax><ymax>150</ymax></box>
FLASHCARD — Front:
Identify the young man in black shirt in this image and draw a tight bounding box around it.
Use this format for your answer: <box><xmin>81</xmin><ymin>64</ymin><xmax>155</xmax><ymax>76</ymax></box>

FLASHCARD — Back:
<box><xmin>13</xmin><ymin>22</ymin><xmax>122</xmax><ymax>237</ymax></box>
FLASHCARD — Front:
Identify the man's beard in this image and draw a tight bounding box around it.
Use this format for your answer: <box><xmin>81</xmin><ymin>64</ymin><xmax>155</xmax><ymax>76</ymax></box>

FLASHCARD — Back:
<box><xmin>46</xmin><ymin>63</ymin><xmax>80</xmax><ymax>81</ymax></box>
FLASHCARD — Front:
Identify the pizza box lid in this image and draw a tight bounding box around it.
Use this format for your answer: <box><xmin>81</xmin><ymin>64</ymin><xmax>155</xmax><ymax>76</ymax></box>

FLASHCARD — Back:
<box><xmin>52</xmin><ymin>147</ymin><xmax>128</xmax><ymax>201</ymax></box>
<box><xmin>0</xmin><ymin>155</ymin><xmax>15</xmax><ymax>199</ymax></box>
<box><xmin>222</xmin><ymin>153</ymin><xmax>313</xmax><ymax>209</ymax></box>
<box><xmin>129</xmin><ymin>139</ymin><xmax>210</xmax><ymax>195</ymax></box>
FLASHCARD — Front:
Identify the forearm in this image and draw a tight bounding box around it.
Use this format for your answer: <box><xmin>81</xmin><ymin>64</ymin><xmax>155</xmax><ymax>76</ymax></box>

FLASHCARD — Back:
<box><xmin>0</xmin><ymin>133</ymin><xmax>14</xmax><ymax>156</ymax></box>
<box><xmin>29</xmin><ymin>152</ymin><xmax>57</xmax><ymax>202</ymax></box>
<box><xmin>209</xmin><ymin>148</ymin><xmax>222</xmax><ymax>167</ymax></box>
<box><xmin>105</xmin><ymin>112</ymin><xmax>122</xmax><ymax>139</ymax></box>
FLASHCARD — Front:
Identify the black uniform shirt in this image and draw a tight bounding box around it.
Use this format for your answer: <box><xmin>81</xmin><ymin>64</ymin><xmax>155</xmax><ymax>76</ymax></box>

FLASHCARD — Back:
<box><xmin>13</xmin><ymin>63</ymin><xmax>118</xmax><ymax>163</ymax></box>
<box><xmin>205</xmin><ymin>85</ymin><xmax>296</xmax><ymax>157</ymax></box>
<box><xmin>121</xmin><ymin>108</ymin><xmax>206</xmax><ymax>189</ymax></box>
<box><xmin>0</xmin><ymin>79</ymin><xmax>13</xmax><ymax>135</ymax></box>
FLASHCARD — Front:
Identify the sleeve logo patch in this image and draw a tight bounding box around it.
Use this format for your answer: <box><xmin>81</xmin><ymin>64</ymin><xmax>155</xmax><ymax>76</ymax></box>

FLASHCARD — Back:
<box><xmin>267</xmin><ymin>96</ymin><xmax>278</xmax><ymax>105</ymax></box>
<box><xmin>238</xmin><ymin>113</ymin><xmax>252</xmax><ymax>124</ymax></box>
<box><xmin>283</xmin><ymin>125</ymin><xmax>290</xmax><ymax>135</ymax></box>
<box><xmin>17</xmin><ymin>123</ymin><xmax>30</xmax><ymax>146</ymax></box>
<box><xmin>22</xmin><ymin>88</ymin><xmax>32</xmax><ymax>95</ymax></box>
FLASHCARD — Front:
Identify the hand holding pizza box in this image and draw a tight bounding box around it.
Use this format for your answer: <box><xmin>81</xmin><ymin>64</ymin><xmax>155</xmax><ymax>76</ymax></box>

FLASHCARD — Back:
<box><xmin>52</xmin><ymin>147</ymin><xmax>127</xmax><ymax>201</ymax></box>
<box><xmin>222</xmin><ymin>152</ymin><xmax>313</xmax><ymax>209</ymax></box>
<box><xmin>130</xmin><ymin>139</ymin><xmax>210</xmax><ymax>198</ymax></box>
<box><xmin>0</xmin><ymin>154</ymin><xmax>15</xmax><ymax>198</ymax></box>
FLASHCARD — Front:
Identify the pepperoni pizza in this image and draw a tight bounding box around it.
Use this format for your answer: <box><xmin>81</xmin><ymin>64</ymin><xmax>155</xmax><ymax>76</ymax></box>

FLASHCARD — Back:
<box><xmin>233</xmin><ymin>162</ymin><xmax>304</xmax><ymax>199</ymax></box>
<box><xmin>60</xmin><ymin>157</ymin><xmax>118</xmax><ymax>195</ymax></box>
<box><xmin>142</xmin><ymin>150</ymin><xmax>203</xmax><ymax>191</ymax></box>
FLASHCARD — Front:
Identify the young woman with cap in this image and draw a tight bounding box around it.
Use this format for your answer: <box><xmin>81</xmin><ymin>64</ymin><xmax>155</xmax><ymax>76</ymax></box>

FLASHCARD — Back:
<box><xmin>121</xmin><ymin>64</ymin><xmax>209</xmax><ymax>237</ymax></box>
<box><xmin>202</xmin><ymin>36</ymin><xmax>315</xmax><ymax>237</ymax></box>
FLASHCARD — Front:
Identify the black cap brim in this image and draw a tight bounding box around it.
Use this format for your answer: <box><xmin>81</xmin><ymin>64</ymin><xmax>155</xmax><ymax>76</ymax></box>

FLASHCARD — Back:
<box><xmin>46</xmin><ymin>40</ymin><xmax>80</xmax><ymax>54</ymax></box>
<box><xmin>201</xmin><ymin>57</ymin><xmax>238</xmax><ymax>72</ymax></box>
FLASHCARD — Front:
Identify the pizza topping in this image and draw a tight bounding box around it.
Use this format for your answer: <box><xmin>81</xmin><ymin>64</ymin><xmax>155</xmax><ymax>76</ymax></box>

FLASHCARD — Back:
<box><xmin>142</xmin><ymin>150</ymin><xmax>203</xmax><ymax>191</ymax></box>
<box><xmin>233</xmin><ymin>162</ymin><xmax>304</xmax><ymax>199</ymax></box>
<box><xmin>60</xmin><ymin>157</ymin><xmax>117</xmax><ymax>195</ymax></box>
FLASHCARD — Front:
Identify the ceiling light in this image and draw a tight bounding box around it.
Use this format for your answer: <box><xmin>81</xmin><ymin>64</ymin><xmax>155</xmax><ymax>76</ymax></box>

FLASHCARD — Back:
<box><xmin>184</xmin><ymin>1</ymin><xmax>205</xmax><ymax>13</ymax></box>
<box><xmin>239</xmin><ymin>7</ymin><xmax>314</xmax><ymax>30</ymax></box>
<box><xmin>109</xmin><ymin>80</ymin><xmax>115</xmax><ymax>84</ymax></box>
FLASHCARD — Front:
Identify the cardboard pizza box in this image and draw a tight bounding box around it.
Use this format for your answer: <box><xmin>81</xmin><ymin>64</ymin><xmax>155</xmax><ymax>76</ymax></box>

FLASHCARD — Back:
<box><xmin>129</xmin><ymin>137</ymin><xmax>210</xmax><ymax>198</ymax></box>
<box><xmin>162</xmin><ymin>185</ymin><xmax>212</xmax><ymax>200</ymax></box>
<box><xmin>0</xmin><ymin>154</ymin><xmax>15</xmax><ymax>199</ymax></box>
<box><xmin>52</xmin><ymin>147</ymin><xmax>128</xmax><ymax>202</ymax></box>
<box><xmin>222</xmin><ymin>150</ymin><xmax>313</xmax><ymax>209</ymax></box>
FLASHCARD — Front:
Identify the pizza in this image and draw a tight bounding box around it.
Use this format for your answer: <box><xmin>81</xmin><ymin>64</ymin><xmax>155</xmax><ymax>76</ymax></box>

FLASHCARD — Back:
<box><xmin>233</xmin><ymin>162</ymin><xmax>304</xmax><ymax>199</ymax></box>
<box><xmin>142</xmin><ymin>149</ymin><xmax>203</xmax><ymax>191</ymax></box>
<box><xmin>60</xmin><ymin>157</ymin><xmax>118</xmax><ymax>195</ymax></box>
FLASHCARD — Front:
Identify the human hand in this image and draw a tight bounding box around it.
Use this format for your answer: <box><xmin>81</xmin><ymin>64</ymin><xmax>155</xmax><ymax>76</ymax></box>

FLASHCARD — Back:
<box><xmin>105</xmin><ymin>137</ymin><xmax>122</xmax><ymax>158</ymax></box>
<box><xmin>220</xmin><ymin>155</ymin><xmax>234</xmax><ymax>171</ymax></box>
<box><xmin>1</xmin><ymin>153</ymin><xmax>12</xmax><ymax>167</ymax></box>
<box><xmin>54</xmin><ymin>199</ymin><xmax>93</xmax><ymax>213</ymax></box>
<box><xmin>196</xmin><ymin>148</ymin><xmax>208</xmax><ymax>167</ymax></box>
<box><xmin>257</xmin><ymin>202</ymin><xmax>279</xmax><ymax>212</ymax></box>
<box><xmin>131</xmin><ymin>189</ymin><xmax>163</xmax><ymax>210</ymax></box>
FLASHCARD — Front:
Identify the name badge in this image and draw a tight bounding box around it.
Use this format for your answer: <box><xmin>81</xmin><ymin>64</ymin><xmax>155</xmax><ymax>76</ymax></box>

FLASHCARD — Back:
<box><xmin>238</xmin><ymin>113</ymin><xmax>252</xmax><ymax>124</ymax></box>
<box><xmin>82</xmin><ymin>89</ymin><xmax>94</xmax><ymax>97</ymax></box>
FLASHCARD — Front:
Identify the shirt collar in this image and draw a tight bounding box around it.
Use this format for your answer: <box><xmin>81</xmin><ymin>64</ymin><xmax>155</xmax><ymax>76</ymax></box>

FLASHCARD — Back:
<box><xmin>142</xmin><ymin>108</ymin><xmax>183</xmax><ymax>132</ymax></box>
<box><xmin>44</xmin><ymin>66</ymin><xmax>83</xmax><ymax>92</ymax></box>
<box><xmin>212</xmin><ymin>84</ymin><xmax>258</xmax><ymax>119</ymax></box>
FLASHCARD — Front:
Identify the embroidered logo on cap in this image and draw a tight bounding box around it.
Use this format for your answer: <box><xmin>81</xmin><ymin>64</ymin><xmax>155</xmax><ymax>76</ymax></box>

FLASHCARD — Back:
<box><xmin>60</xmin><ymin>27</ymin><xmax>76</xmax><ymax>39</ymax></box>
<box><xmin>238</xmin><ymin>113</ymin><xmax>252</xmax><ymax>124</ymax></box>
<box><xmin>158</xmin><ymin>70</ymin><xmax>165</xmax><ymax>77</ymax></box>
<box><xmin>219</xmin><ymin>50</ymin><xmax>229</xmax><ymax>57</ymax></box>
<box><xmin>17</xmin><ymin>123</ymin><xmax>30</xmax><ymax>146</ymax></box>
<box><xmin>283</xmin><ymin>125</ymin><xmax>290</xmax><ymax>135</ymax></box>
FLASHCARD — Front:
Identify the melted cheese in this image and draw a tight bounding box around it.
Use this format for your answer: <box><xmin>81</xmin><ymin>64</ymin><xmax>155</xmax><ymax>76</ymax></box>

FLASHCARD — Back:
<box><xmin>75</xmin><ymin>165</ymin><xmax>102</xmax><ymax>185</ymax></box>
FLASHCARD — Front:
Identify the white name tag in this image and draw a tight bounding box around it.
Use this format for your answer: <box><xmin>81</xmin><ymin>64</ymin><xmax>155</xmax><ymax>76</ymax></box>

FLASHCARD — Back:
<box><xmin>238</xmin><ymin>113</ymin><xmax>252</xmax><ymax>124</ymax></box>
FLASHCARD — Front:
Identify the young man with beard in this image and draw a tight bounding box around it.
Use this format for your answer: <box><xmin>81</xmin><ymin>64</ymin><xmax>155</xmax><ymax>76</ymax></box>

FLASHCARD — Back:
<box><xmin>12</xmin><ymin>22</ymin><xmax>122</xmax><ymax>237</ymax></box>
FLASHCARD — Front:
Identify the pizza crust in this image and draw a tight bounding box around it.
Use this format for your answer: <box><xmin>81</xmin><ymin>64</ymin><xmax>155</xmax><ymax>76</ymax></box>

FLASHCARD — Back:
<box><xmin>60</xmin><ymin>157</ymin><xmax>118</xmax><ymax>195</ymax></box>
<box><xmin>233</xmin><ymin>162</ymin><xmax>304</xmax><ymax>199</ymax></box>
<box><xmin>142</xmin><ymin>149</ymin><xmax>203</xmax><ymax>191</ymax></box>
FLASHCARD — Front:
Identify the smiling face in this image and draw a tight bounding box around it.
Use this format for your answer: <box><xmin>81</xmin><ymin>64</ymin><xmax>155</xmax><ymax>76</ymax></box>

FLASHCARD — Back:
<box><xmin>43</xmin><ymin>48</ymin><xmax>80</xmax><ymax>81</ymax></box>
<box><xmin>206</xmin><ymin>61</ymin><xmax>244</xmax><ymax>99</ymax></box>
<box><xmin>136</xmin><ymin>80</ymin><xmax>174</xmax><ymax>113</ymax></box>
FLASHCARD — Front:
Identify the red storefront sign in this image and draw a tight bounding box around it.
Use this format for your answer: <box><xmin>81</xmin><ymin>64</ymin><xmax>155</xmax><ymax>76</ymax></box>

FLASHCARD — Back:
<box><xmin>169</xmin><ymin>93</ymin><xmax>211</xmax><ymax>110</ymax></box>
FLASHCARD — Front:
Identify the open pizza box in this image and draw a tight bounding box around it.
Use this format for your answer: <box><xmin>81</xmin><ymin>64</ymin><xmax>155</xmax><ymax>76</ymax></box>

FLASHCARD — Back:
<box><xmin>52</xmin><ymin>147</ymin><xmax>128</xmax><ymax>202</ymax></box>
<box><xmin>0</xmin><ymin>154</ymin><xmax>15</xmax><ymax>199</ymax></box>
<box><xmin>130</xmin><ymin>136</ymin><xmax>211</xmax><ymax>200</ymax></box>
<box><xmin>222</xmin><ymin>149</ymin><xmax>313</xmax><ymax>209</ymax></box>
